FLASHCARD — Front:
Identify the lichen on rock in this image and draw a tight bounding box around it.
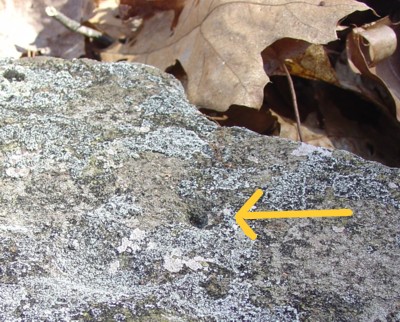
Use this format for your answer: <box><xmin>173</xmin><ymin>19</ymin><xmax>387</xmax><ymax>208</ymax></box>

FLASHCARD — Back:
<box><xmin>0</xmin><ymin>58</ymin><xmax>399</xmax><ymax>321</ymax></box>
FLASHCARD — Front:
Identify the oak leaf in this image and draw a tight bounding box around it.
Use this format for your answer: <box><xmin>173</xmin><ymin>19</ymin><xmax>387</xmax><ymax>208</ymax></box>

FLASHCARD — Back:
<box><xmin>101</xmin><ymin>0</ymin><xmax>369</xmax><ymax>111</ymax></box>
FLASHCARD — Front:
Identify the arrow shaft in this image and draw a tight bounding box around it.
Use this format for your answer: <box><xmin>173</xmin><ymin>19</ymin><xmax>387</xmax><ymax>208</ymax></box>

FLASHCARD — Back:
<box><xmin>243</xmin><ymin>209</ymin><xmax>353</xmax><ymax>219</ymax></box>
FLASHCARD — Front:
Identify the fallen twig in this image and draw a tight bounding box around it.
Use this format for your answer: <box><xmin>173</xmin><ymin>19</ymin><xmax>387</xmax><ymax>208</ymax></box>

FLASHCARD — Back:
<box><xmin>45</xmin><ymin>6</ymin><xmax>114</xmax><ymax>47</ymax></box>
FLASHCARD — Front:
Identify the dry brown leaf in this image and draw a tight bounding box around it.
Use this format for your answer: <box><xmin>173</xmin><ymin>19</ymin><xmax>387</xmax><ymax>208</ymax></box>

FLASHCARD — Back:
<box><xmin>271</xmin><ymin>110</ymin><xmax>336</xmax><ymax>148</ymax></box>
<box><xmin>119</xmin><ymin>0</ymin><xmax>186</xmax><ymax>30</ymax></box>
<box><xmin>345</xmin><ymin>17</ymin><xmax>400</xmax><ymax>121</ymax></box>
<box><xmin>262</xmin><ymin>39</ymin><xmax>338</xmax><ymax>83</ymax></box>
<box><xmin>89</xmin><ymin>0</ymin><xmax>138</xmax><ymax>39</ymax></box>
<box><xmin>0</xmin><ymin>0</ymin><xmax>95</xmax><ymax>58</ymax></box>
<box><xmin>275</xmin><ymin>44</ymin><xmax>338</xmax><ymax>85</ymax></box>
<box><xmin>101</xmin><ymin>0</ymin><xmax>369</xmax><ymax>112</ymax></box>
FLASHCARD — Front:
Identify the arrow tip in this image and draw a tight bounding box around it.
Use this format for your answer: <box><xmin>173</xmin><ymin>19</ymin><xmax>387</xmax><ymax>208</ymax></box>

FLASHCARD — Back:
<box><xmin>235</xmin><ymin>189</ymin><xmax>264</xmax><ymax>240</ymax></box>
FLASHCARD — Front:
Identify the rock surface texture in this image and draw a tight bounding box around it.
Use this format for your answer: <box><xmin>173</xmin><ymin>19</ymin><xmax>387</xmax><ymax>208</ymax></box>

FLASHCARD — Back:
<box><xmin>0</xmin><ymin>58</ymin><xmax>399</xmax><ymax>321</ymax></box>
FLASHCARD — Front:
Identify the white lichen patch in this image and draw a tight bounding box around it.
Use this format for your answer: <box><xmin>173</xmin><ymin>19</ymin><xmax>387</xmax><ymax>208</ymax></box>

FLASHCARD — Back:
<box><xmin>3</xmin><ymin>149</ymin><xmax>41</xmax><ymax>178</ymax></box>
<box><xmin>163</xmin><ymin>248</ymin><xmax>212</xmax><ymax>273</ymax></box>
<box><xmin>108</xmin><ymin>260</ymin><xmax>120</xmax><ymax>274</ymax></box>
<box><xmin>135</xmin><ymin>125</ymin><xmax>151</xmax><ymax>134</ymax></box>
<box><xmin>0</xmin><ymin>224</ymin><xmax>30</xmax><ymax>234</ymax></box>
<box><xmin>185</xmin><ymin>256</ymin><xmax>209</xmax><ymax>271</ymax></box>
<box><xmin>291</xmin><ymin>142</ymin><xmax>332</xmax><ymax>157</ymax></box>
<box><xmin>116</xmin><ymin>229</ymin><xmax>146</xmax><ymax>253</ymax></box>
<box><xmin>116</xmin><ymin>237</ymin><xmax>139</xmax><ymax>254</ymax></box>
<box><xmin>163</xmin><ymin>252</ymin><xmax>184</xmax><ymax>273</ymax></box>
<box><xmin>129</xmin><ymin>228</ymin><xmax>146</xmax><ymax>241</ymax></box>
<box><xmin>247</xmin><ymin>155</ymin><xmax>259</xmax><ymax>163</ymax></box>
<box><xmin>146</xmin><ymin>242</ymin><xmax>157</xmax><ymax>250</ymax></box>
<box><xmin>332</xmin><ymin>226</ymin><xmax>345</xmax><ymax>233</ymax></box>
<box><xmin>5</xmin><ymin>166</ymin><xmax>30</xmax><ymax>178</ymax></box>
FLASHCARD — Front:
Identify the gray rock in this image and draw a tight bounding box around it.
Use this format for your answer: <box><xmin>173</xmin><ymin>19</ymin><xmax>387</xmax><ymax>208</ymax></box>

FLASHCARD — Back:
<box><xmin>0</xmin><ymin>57</ymin><xmax>399</xmax><ymax>321</ymax></box>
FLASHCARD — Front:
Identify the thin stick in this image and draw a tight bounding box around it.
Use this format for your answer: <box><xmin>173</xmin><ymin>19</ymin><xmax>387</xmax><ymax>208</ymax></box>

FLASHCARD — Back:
<box><xmin>45</xmin><ymin>6</ymin><xmax>114</xmax><ymax>47</ymax></box>
<box><xmin>281</xmin><ymin>62</ymin><xmax>303</xmax><ymax>142</ymax></box>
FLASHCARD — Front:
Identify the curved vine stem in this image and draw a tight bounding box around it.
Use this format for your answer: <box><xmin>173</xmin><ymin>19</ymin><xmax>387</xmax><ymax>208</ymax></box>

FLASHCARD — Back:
<box><xmin>281</xmin><ymin>62</ymin><xmax>303</xmax><ymax>142</ymax></box>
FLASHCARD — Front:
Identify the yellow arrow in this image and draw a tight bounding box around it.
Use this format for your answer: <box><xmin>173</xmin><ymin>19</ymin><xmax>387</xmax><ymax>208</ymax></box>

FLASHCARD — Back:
<box><xmin>235</xmin><ymin>189</ymin><xmax>353</xmax><ymax>240</ymax></box>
